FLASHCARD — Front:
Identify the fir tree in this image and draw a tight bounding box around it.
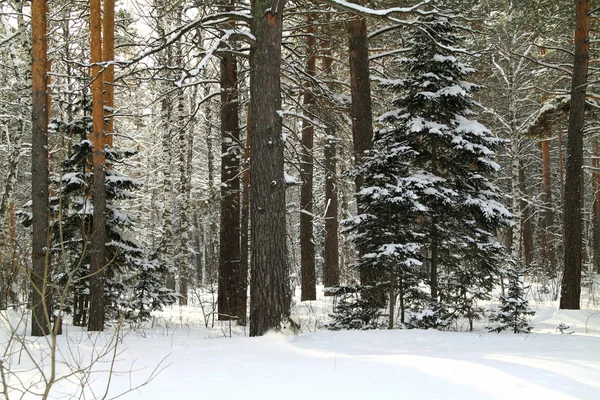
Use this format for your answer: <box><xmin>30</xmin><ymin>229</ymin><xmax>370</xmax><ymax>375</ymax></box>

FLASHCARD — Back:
<box><xmin>326</xmin><ymin>285</ymin><xmax>383</xmax><ymax>330</ymax></box>
<box><xmin>340</xmin><ymin>117</ymin><xmax>429</xmax><ymax>326</ymax></box>
<box><xmin>488</xmin><ymin>264</ymin><xmax>535</xmax><ymax>334</ymax></box>
<box><xmin>374</xmin><ymin>13</ymin><xmax>511</xmax><ymax>328</ymax></box>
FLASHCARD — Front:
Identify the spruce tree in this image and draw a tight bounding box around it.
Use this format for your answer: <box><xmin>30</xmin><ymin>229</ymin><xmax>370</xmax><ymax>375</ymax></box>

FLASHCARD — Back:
<box><xmin>488</xmin><ymin>264</ymin><xmax>535</xmax><ymax>334</ymax></box>
<box><xmin>340</xmin><ymin>125</ymin><xmax>429</xmax><ymax>326</ymax></box>
<box><xmin>371</xmin><ymin>13</ymin><xmax>511</xmax><ymax>328</ymax></box>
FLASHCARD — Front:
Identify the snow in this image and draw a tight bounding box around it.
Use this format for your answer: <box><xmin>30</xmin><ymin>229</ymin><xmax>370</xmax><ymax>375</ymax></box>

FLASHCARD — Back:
<box><xmin>408</xmin><ymin>117</ymin><xmax>448</xmax><ymax>134</ymax></box>
<box><xmin>284</xmin><ymin>171</ymin><xmax>301</xmax><ymax>185</ymax></box>
<box><xmin>2</xmin><ymin>291</ymin><xmax>600</xmax><ymax>399</ymax></box>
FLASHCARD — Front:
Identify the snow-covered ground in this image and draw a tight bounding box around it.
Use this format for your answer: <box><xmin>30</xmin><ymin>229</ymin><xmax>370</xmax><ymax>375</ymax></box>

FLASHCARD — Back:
<box><xmin>2</xmin><ymin>288</ymin><xmax>600</xmax><ymax>399</ymax></box>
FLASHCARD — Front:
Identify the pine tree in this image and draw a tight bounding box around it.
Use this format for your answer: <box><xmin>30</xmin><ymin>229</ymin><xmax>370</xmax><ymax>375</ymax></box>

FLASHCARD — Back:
<box><xmin>488</xmin><ymin>264</ymin><xmax>535</xmax><ymax>333</ymax></box>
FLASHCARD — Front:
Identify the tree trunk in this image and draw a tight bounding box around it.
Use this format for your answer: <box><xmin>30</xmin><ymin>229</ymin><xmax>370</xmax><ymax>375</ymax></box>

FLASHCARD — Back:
<box><xmin>160</xmin><ymin>46</ymin><xmax>176</xmax><ymax>291</ymax></box>
<box><xmin>593</xmin><ymin>138</ymin><xmax>600</xmax><ymax>274</ymax></box>
<box><xmin>519</xmin><ymin>161</ymin><xmax>533</xmax><ymax>268</ymax></box>
<box><xmin>560</xmin><ymin>0</ymin><xmax>590</xmax><ymax>310</ymax></box>
<box><xmin>175</xmin><ymin>7</ymin><xmax>190</xmax><ymax>305</ymax></box>
<box><xmin>300</xmin><ymin>15</ymin><xmax>317</xmax><ymax>301</ymax></box>
<box><xmin>218</xmin><ymin>46</ymin><xmax>242</xmax><ymax>319</ymax></box>
<box><xmin>347</xmin><ymin>8</ymin><xmax>379</xmax><ymax>301</ymax></box>
<box><xmin>206</xmin><ymin>129</ymin><xmax>218</xmax><ymax>284</ymax></box>
<box><xmin>249</xmin><ymin>0</ymin><xmax>290</xmax><ymax>337</ymax></box>
<box><xmin>30</xmin><ymin>0</ymin><xmax>52</xmax><ymax>336</ymax></box>
<box><xmin>239</xmin><ymin>105</ymin><xmax>251</xmax><ymax>325</ymax></box>
<box><xmin>508</xmin><ymin>138</ymin><xmax>521</xmax><ymax>259</ymax></box>
<box><xmin>88</xmin><ymin>0</ymin><xmax>107</xmax><ymax>331</ymax></box>
<box><xmin>321</xmin><ymin>22</ymin><xmax>340</xmax><ymax>292</ymax></box>
<box><xmin>178</xmin><ymin>90</ymin><xmax>190</xmax><ymax>305</ymax></box>
<box><xmin>102</xmin><ymin>0</ymin><xmax>115</xmax><ymax>147</ymax></box>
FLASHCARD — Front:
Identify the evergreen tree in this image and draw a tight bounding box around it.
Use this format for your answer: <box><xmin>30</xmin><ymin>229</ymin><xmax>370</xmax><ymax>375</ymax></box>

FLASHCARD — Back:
<box><xmin>25</xmin><ymin>94</ymin><xmax>176</xmax><ymax>324</ymax></box>
<box><xmin>488</xmin><ymin>264</ymin><xmax>535</xmax><ymax>333</ymax></box>
<box><xmin>326</xmin><ymin>285</ymin><xmax>383</xmax><ymax>330</ymax></box>
<box><xmin>341</xmin><ymin>124</ymin><xmax>429</xmax><ymax>325</ymax></box>
<box><xmin>361</xmin><ymin>13</ymin><xmax>511</xmax><ymax>329</ymax></box>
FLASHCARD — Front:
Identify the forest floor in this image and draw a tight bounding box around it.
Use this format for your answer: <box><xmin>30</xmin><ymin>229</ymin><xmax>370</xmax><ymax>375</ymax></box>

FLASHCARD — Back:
<box><xmin>2</xmin><ymin>285</ymin><xmax>600</xmax><ymax>399</ymax></box>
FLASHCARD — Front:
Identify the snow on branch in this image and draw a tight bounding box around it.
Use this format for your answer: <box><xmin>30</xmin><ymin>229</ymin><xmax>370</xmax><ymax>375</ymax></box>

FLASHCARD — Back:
<box><xmin>280</xmin><ymin>111</ymin><xmax>327</xmax><ymax>129</ymax></box>
<box><xmin>319</xmin><ymin>0</ymin><xmax>433</xmax><ymax>18</ymax></box>
<box><xmin>115</xmin><ymin>11</ymin><xmax>251</xmax><ymax>74</ymax></box>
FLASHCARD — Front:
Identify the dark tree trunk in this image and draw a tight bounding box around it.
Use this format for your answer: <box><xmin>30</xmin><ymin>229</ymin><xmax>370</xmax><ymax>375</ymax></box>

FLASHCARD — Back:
<box><xmin>561</xmin><ymin>0</ymin><xmax>590</xmax><ymax>310</ymax></box>
<box><xmin>249</xmin><ymin>0</ymin><xmax>290</xmax><ymax>337</ymax></box>
<box><xmin>323</xmin><ymin>130</ymin><xmax>340</xmax><ymax>291</ymax></box>
<box><xmin>593</xmin><ymin>139</ymin><xmax>600</xmax><ymax>274</ymax></box>
<box><xmin>300</xmin><ymin>16</ymin><xmax>317</xmax><ymax>301</ymax></box>
<box><xmin>31</xmin><ymin>0</ymin><xmax>51</xmax><ymax>337</ymax></box>
<box><xmin>218</xmin><ymin>47</ymin><xmax>242</xmax><ymax>319</ymax></box>
<box><xmin>321</xmin><ymin>26</ymin><xmax>340</xmax><ymax>292</ymax></box>
<box><xmin>347</xmin><ymin>14</ymin><xmax>373</xmax><ymax>192</ymax></box>
<box><xmin>347</xmin><ymin>10</ymin><xmax>380</xmax><ymax>303</ymax></box>
<box><xmin>88</xmin><ymin>0</ymin><xmax>107</xmax><ymax>331</ymax></box>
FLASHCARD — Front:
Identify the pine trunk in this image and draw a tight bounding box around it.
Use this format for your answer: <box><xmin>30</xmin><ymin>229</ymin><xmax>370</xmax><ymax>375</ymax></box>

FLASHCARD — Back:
<box><xmin>88</xmin><ymin>0</ymin><xmax>107</xmax><ymax>332</ymax></box>
<box><xmin>348</xmin><ymin>9</ymin><xmax>379</xmax><ymax>303</ymax></box>
<box><xmin>321</xmin><ymin>18</ymin><xmax>340</xmax><ymax>292</ymax></box>
<box><xmin>593</xmin><ymin>139</ymin><xmax>600</xmax><ymax>274</ymax></box>
<box><xmin>561</xmin><ymin>0</ymin><xmax>590</xmax><ymax>310</ymax></box>
<box><xmin>300</xmin><ymin>16</ymin><xmax>317</xmax><ymax>301</ymax></box>
<box><xmin>102</xmin><ymin>0</ymin><xmax>115</xmax><ymax>147</ymax></box>
<box><xmin>218</xmin><ymin>46</ymin><xmax>242</xmax><ymax>319</ymax></box>
<box><xmin>249</xmin><ymin>0</ymin><xmax>290</xmax><ymax>337</ymax></box>
<box><xmin>31</xmin><ymin>0</ymin><xmax>51</xmax><ymax>336</ymax></box>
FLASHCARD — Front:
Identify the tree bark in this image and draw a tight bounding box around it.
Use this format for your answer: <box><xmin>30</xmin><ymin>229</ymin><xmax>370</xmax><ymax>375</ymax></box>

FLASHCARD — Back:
<box><xmin>593</xmin><ymin>138</ymin><xmax>600</xmax><ymax>274</ymax></box>
<box><xmin>88</xmin><ymin>0</ymin><xmax>107</xmax><ymax>331</ymax></box>
<box><xmin>300</xmin><ymin>15</ymin><xmax>317</xmax><ymax>301</ymax></box>
<box><xmin>560</xmin><ymin>0</ymin><xmax>590</xmax><ymax>310</ymax></box>
<box><xmin>321</xmin><ymin>21</ymin><xmax>340</xmax><ymax>292</ymax></box>
<box><xmin>31</xmin><ymin>0</ymin><xmax>51</xmax><ymax>336</ymax></box>
<box><xmin>347</xmin><ymin>7</ymin><xmax>379</xmax><ymax>301</ymax></box>
<box><xmin>249</xmin><ymin>0</ymin><xmax>290</xmax><ymax>336</ymax></box>
<box><xmin>218</xmin><ymin>45</ymin><xmax>242</xmax><ymax>319</ymax></box>
<box><xmin>102</xmin><ymin>0</ymin><xmax>115</xmax><ymax>147</ymax></box>
<box><xmin>174</xmin><ymin>5</ymin><xmax>190</xmax><ymax>305</ymax></box>
<box><xmin>160</xmin><ymin>44</ymin><xmax>176</xmax><ymax>291</ymax></box>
